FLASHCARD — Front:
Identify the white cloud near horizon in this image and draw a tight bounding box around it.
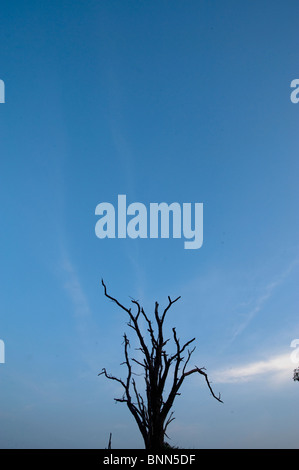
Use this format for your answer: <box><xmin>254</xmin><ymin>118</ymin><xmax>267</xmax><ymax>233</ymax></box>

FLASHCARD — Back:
<box><xmin>213</xmin><ymin>352</ymin><xmax>295</xmax><ymax>384</ymax></box>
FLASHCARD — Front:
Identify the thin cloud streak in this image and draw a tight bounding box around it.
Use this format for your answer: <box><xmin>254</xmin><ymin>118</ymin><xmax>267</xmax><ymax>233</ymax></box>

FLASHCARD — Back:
<box><xmin>231</xmin><ymin>257</ymin><xmax>299</xmax><ymax>342</ymax></box>
<box><xmin>61</xmin><ymin>254</ymin><xmax>91</xmax><ymax>318</ymax></box>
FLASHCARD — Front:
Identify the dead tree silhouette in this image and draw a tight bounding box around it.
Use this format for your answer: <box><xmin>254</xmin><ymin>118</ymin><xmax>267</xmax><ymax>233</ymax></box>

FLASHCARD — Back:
<box><xmin>99</xmin><ymin>279</ymin><xmax>223</xmax><ymax>450</ymax></box>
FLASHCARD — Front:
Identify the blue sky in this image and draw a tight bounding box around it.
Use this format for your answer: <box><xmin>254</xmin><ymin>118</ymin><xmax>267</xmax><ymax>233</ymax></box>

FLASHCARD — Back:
<box><xmin>0</xmin><ymin>0</ymin><xmax>299</xmax><ymax>448</ymax></box>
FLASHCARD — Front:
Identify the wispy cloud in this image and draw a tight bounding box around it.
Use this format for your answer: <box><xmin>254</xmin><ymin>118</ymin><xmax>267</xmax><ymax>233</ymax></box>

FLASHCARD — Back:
<box><xmin>231</xmin><ymin>258</ymin><xmax>299</xmax><ymax>341</ymax></box>
<box><xmin>213</xmin><ymin>353</ymin><xmax>293</xmax><ymax>384</ymax></box>
<box><xmin>58</xmin><ymin>250</ymin><xmax>104</xmax><ymax>373</ymax></box>
<box><xmin>61</xmin><ymin>254</ymin><xmax>91</xmax><ymax>318</ymax></box>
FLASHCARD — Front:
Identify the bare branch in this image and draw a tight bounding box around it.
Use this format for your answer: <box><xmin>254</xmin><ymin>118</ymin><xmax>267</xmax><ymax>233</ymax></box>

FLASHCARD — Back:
<box><xmin>102</xmin><ymin>279</ymin><xmax>152</xmax><ymax>368</ymax></box>
<box><xmin>131</xmin><ymin>299</ymin><xmax>141</xmax><ymax>321</ymax></box>
<box><xmin>180</xmin><ymin>366</ymin><xmax>223</xmax><ymax>403</ymax></box>
<box><xmin>161</xmin><ymin>295</ymin><xmax>181</xmax><ymax>322</ymax></box>
<box><xmin>131</xmin><ymin>358</ymin><xmax>147</xmax><ymax>369</ymax></box>
<box><xmin>169</xmin><ymin>328</ymin><xmax>196</xmax><ymax>364</ymax></box>
<box><xmin>98</xmin><ymin>368</ymin><xmax>126</xmax><ymax>389</ymax></box>
<box><xmin>182</xmin><ymin>346</ymin><xmax>196</xmax><ymax>375</ymax></box>
<box><xmin>164</xmin><ymin>411</ymin><xmax>175</xmax><ymax>436</ymax></box>
<box><xmin>101</xmin><ymin>279</ymin><xmax>132</xmax><ymax>316</ymax></box>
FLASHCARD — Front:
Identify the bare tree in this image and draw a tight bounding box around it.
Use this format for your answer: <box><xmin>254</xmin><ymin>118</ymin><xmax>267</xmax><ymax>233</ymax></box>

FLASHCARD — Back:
<box><xmin>99</xmin><ymin>279</ymin><xmax>222</xmax><ymax>450</ymax></box>
<box><xmin>293</xmin><ymin>368</ymin><xmax>299</xmax><ymax>381</ymax></box>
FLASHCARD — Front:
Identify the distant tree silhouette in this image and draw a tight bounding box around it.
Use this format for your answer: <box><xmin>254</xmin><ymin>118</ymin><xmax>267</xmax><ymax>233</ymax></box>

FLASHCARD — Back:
<box><xmin>99</xmin><ymin>280</ymin><xmax>223</xmax><ymax>450</ymax></box>
<box><xmin>293</xmin><ymin>368</ymin><xmax>299</xmax><ymax>381</ymax></box>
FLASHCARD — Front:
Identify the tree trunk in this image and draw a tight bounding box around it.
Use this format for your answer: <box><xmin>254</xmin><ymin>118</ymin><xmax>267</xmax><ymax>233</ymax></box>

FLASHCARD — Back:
<box><xmin>146</xmin><ymin>421</ymin><xmax>164</xmax><ymax>450</ymax></box>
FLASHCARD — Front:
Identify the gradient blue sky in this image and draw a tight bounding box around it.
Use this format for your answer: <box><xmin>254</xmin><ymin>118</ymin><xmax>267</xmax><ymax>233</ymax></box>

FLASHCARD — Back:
<box><xmin>0</xmin><ymin>0</ymin><xmax>299</xmax><ymax>449</ymax></box>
